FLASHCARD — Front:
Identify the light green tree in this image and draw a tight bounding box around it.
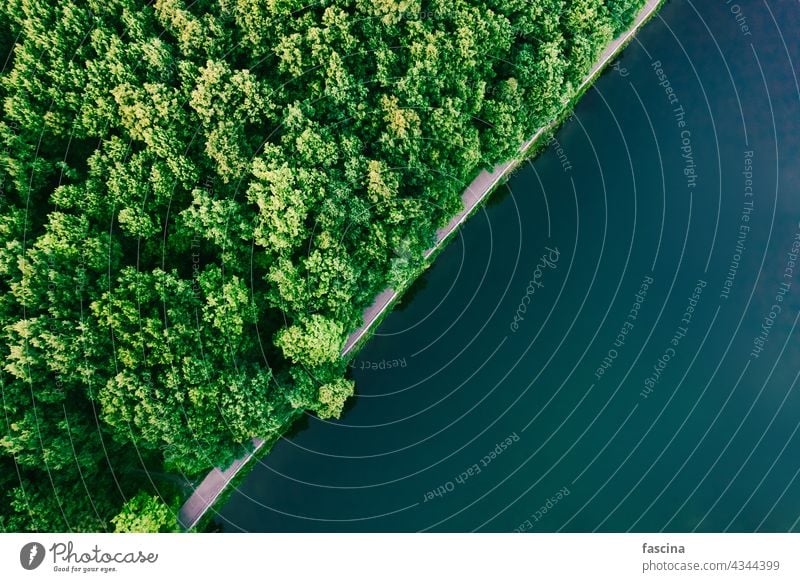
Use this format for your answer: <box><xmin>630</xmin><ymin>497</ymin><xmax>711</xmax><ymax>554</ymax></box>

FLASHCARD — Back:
<box><xmin>112</xmin><ymin>493</ymin><xmax>174</xmax><ymax>533</ymax></box>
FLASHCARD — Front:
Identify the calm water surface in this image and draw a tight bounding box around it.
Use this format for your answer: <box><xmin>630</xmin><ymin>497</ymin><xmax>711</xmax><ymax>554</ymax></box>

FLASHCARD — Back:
<box><xmin>218</xmin><ymin>0</ymin><xmax>800</xmax><ymax>532</ymax></box>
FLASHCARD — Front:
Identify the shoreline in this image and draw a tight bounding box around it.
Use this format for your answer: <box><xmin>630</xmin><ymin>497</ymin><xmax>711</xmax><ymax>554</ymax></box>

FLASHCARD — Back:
<box><xmin>342</xmin><ymin>0</ymin><xmax>664</xmax><ymax>355</ymax></box>
<box><xmin>177</xmin><ymin>0</ymin><xmax>665</xmax><ymax>531</ymax></box>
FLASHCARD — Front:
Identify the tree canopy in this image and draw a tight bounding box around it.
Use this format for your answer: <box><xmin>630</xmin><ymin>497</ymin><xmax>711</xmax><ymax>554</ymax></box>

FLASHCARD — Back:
<box><xmin>0</xmin><ymin>0</ymin><xmax>645</xmax><ymax>531</ymax></box>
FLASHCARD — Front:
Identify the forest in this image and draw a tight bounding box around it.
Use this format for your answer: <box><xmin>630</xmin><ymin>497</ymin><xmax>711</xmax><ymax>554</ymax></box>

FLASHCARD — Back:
<box><xmin>0</xmin><ymin>0</ymin><xmax>644</xmax><ymax>531</ymax></box>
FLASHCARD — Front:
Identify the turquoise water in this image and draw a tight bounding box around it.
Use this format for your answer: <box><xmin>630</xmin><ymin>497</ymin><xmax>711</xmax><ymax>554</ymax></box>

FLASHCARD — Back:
<box><xmin>218</xmin><ymin>0</ymin><xmax>800</xmax><ymax>532</ymax></box>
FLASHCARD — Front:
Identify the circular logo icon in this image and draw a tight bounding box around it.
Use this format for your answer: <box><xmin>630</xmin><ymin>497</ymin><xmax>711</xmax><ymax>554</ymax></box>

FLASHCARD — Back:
<box><xmin>20</xmin><ymin>542</ymin><xmax>46</xmax><ymax>570</ymax></box>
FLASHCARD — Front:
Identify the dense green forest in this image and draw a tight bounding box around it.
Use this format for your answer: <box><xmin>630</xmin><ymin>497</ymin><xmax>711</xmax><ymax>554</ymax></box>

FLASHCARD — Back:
<box><xmin>0</xmin><ymin>0</ymin><xmax>645</xmax><ymax>531</ymax></box>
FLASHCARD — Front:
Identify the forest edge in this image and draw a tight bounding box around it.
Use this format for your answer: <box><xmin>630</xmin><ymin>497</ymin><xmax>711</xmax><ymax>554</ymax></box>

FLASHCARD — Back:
<box><xmin>177</xmin><ymin>0</ymin><xmax>666</xmax><ymax>532</ymax></box>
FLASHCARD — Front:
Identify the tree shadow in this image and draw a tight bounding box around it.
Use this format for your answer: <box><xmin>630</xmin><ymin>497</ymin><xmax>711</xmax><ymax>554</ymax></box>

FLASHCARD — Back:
<box><xmin>486</xmin><ymin>180</ymin><xmax>514</xmax><ymax>208</ymax></box>
<box><xmin>395</xmin><ymin>269</ymin><xmax>430</xmax><ymax>311</ymax></box>
<box><xmin>283</xmin><ymin>413</ymin><xmax>311</xmax><ymax>439</ymax></box>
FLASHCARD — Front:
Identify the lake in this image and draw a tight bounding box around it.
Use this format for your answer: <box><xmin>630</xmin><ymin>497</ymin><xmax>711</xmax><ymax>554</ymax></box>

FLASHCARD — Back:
<box><xmin>218</xmin><ymin>0</ymin><xmax>800</xmax><ymax>532</ymax></box>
